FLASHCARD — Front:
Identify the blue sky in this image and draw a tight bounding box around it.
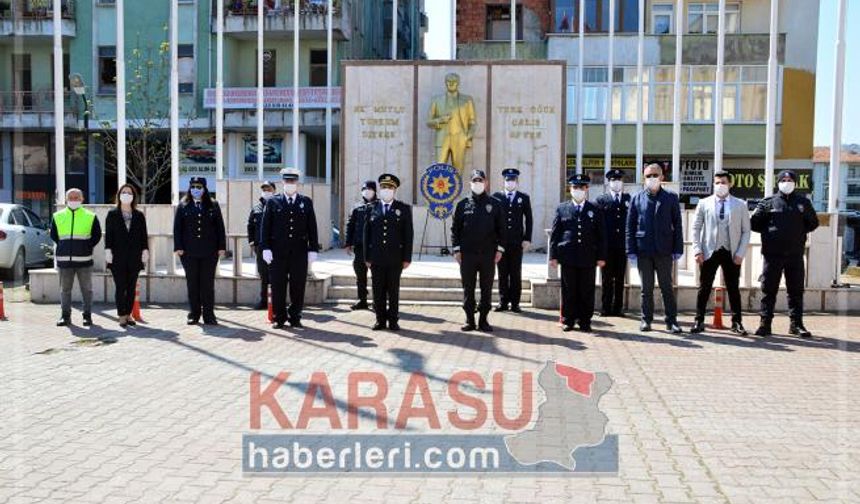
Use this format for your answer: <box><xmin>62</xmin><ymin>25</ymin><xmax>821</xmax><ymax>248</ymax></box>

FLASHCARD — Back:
<box><xmin>424</xmin><ymin>0</ymin><xmax>858</xmax><ymax>146</ymax></box>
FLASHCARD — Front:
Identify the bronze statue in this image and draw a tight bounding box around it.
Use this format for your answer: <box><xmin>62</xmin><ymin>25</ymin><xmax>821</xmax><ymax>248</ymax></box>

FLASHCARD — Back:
<box><xmin>426</xmin><ymin>73</ymin><xmax>476</xmax><ymax>173</ymax></box>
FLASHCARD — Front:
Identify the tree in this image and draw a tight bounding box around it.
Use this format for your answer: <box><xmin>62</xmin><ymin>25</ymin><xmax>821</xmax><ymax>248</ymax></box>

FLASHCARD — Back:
<box><xmin>93</xmin><ymin>32</ymin><xmax>195</xmax><ymax>203</ymax></box>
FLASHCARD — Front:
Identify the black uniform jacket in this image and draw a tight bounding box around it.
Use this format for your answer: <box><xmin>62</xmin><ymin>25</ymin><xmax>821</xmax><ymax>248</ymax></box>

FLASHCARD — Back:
<box><xmin>595</xmin><ymin>192</ymin><xmax>631</xmax><ymax>251</ymax></box>
<box><xmin>750</xmin><ymin>192</ymin><xmax>819</xmax><ymax>257</ymax></box>
<box><xmin>451</xmin><ymin>192</ymin><xmax>507</xmax><ymax>255</ymax></box>
<box><xmin>491</xmin><ymin>190</ymin><xmax>533</xmax><ymax>245</ymax></box>
<box><xmin>259</xmin><ymin>193</ymin><xmax>321</xmax><ymax>254</ymax></box>
<box><xmin>550</xmin><ymin>200</ymin><xmax>607</xmax><ymax>268</ymax></box>
<box><xmin>173</xmin><ymin>200</ymin><xmax>226</xmax><ymax>258</ymax></box>
<box><xmin>362</xmin><ymin>200</ymin><xmax>414</xmax><ymax>266</ymax></box>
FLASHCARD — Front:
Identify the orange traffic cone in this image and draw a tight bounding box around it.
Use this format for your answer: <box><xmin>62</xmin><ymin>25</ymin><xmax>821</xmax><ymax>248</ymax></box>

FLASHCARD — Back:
<box><xmin>711</xmin><ymin>286</ymin><xmax>725</xmax><ymax>330</ymax></box>
<box><xmin>267</xmin><ymin>285</ymin><xmax>274</xmax><ymax>323</ymax></box>
<box><xmin>131</xmin><ymin>280</ymin><xmax>144</xmax><ymax>322</ymax></box>
<box><xmin>0</xmin><ymin>281</ymin><xmax>7</xmax><ymax>321</ymax></box>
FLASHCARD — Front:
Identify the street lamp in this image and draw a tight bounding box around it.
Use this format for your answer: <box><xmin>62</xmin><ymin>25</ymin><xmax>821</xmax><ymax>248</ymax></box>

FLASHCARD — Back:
<box><xmin>69</xmin><ymin>72</ymin><xmax>90</xmax><ymax>195</ymax></box>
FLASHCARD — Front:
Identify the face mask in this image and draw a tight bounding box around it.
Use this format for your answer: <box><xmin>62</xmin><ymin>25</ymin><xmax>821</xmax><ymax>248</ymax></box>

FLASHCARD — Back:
<box><xmin>379</xmin><ymin>188</ymin><xmax>395</xmax><ymax>202</ymax></box>
<box><xmin>119</xmin><ymin>193</ymin><xmax>134</xmax><ymax>204</ymax></box>
<box><xmin>67</xmin><ymin>200</ymin><xmax>82</xmax><ymax>210</ymax></box>
<box><xmin>570</xmin><ymin>189</ymin><xmax>586</xmax><ymax>202</ymax></box>
<box><xmin>261</xmin><ymin>191</ymin><xmax>274</xmax><ymax>200</ymax></box>
<box><xmin>190</xmin><ymin>188</ymin><xmax>204</xmax><ymax>200</ymax></box>
<box><xmin>609</xmin><ymin>180</ymin><xmax>623</xmax><ymax>193</ymax></box>
<box><xmin>361</xmin><ymin>189</ymin><xmax>376</xmax><ymax>201</ymax></box>
<box><xmin>471</xmin><ymin>181</ymin><xmax>485</xmax><ymax>195</ymax></box>
<box><xmin>504</xmin><ymin>180</ymin><xmax>517</xmax><ymax>191</ymax></box>
<box><xmin>778</xmin><ymin>181</ymin><xmax>795</xmax><ymax>195</ymax></box>
<box><xmin>645</xmin><ymin>177</ymin><xmax>661</xmax><ymax>191</ymax></box>
<box><xmin>714</xmin><ymin>183</ymin><xmax>729</xmax><ymax>198</ymax></box>
<box><xmin>283</xmin><ymin>183</ymin><xmax>298</xmax><ymax>196</ymax></box>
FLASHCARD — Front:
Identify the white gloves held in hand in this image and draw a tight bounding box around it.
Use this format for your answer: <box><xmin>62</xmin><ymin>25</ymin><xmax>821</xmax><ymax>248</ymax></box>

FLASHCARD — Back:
<box><xmin>105</xmin><ymin>249</ymin><xmax>113</xmax><ymax>264</ymax></box>
<box><xmin>308</xmin><ymin>251</ymin><xmax>318</xmax><ymax>264</ymax></box>
<box><xmin>263</xmin><ymin>249</ymin><xmax>273</xmax><ymax>264</ymax></box>
<box><xmin>141</xmin><ymin>249</ymin><xmax>149</xmax><ymax>264</ymax></box>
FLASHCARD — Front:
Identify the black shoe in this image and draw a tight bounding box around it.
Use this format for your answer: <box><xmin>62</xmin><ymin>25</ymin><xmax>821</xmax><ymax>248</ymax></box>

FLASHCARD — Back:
<box><xmin>600</xmin><ymin>311</ymin><xmax>612</xmax><ymax>317</ymax></box>
<box><xmin>667</xmin><ymin>323</ymin><xmax>683</xmax><ymax>334</ymax></box>
<box><xmin>478</xmin><ymin>318</ymin><xmax>493</xmax><ymax>332</ymax></box>
<box><xmin>272</xmin><ymin>321</ymin><xmax>285</xmax><ymax>329</ymax></box>
<box><xmin>613</xmin><ymin>310</ymin><xmax>625</xmax><ymax>318</ymax></box>
<box><xmin>254</xmin><ymin>300</ymin><xmax>268</xmax><ymax>310</ymax></box>
<box><xmin>119</xmin><ymin>319</ymin><xmax>128</xmax><ymax>328</ymax></box>
<box><xmin>579</xmin><ymin>323</ymin><xmax>592</xmax><ymax>333</ymax></box>
<box><xmin>754</xmin><ymin>324</ymin><xmax>771</xmax><ymax>337</ymax></box>
<box><xmin>82</xmin><ymin>313</ymin><xmax>93</xmax><ymax>326</ymax></box>
<box><xmin>510</xmin><ymin>305</ymin><xmax>522</xmax><ymax>313</ymax></box>
<box><xmin>731</xmin><ymin>322</ymin><xmax>748</xmax><ymax>336</ymax></box>
<box><xmin>289</xmin><ymin>319</ymin><xmax>303</xmax><ymax>328</ymax></box>
<box><xmin>640</xmin><ymin>321</ymin><xmax>652</xmax><ymax>332</ymax></box>
<box><xmin>789</xmin><ymin>323</ymin><xmax>812</xmax><ymax>338</ymax></box>
<box><xmin>187</xmin><ymin>317</ymin><xmax>199</xmax><ymax>325</ymax></box>
<box><xmin>494</xmin><ymin>304</ymin><xmax>509</xmax><ymax>312</ymax></box>
<box><xmin>56</xmin><ymin>316</ymin><xmax>70</xmax><ymax>327</ymax></box>
<box><xmin>372</xmin><ymin>321</ymin><xmax>386</xmax><ymax>331</ymax></box>
<box><xmin>388</xmin><ymin>321</ymin><xmax>401</xmax><ymax>331</ymax></box>
<box><xmin>203</xmin><ymin>318</ymin><xmax>218</xmax><ymax>326</ymax></box>
<box><xmin>126</xmin><ymin>318</ymin><xmax>137</xmax><ymax>327</ymax></box>
<box><xmin>689</xmin><ymin>321</ymin><xmax>706</xmax><ymax>334</ymax></box>
<box><xmin>461</xmin><ymin>321</ymin><xmax>476</xmax><ymax>332</ymax></box>
<box><xmin>351</xmin><ymin>300</ymin><xmax>369</xmax><ymax>311</ymax></box>
<box><xmin>562</xmin><ymin>324</ymin><xmax>574</xmax><ymax>332</ymax></box>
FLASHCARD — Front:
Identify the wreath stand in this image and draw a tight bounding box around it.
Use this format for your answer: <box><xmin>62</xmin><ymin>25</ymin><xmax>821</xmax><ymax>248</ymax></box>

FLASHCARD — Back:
<box><xmin>418</xmin><ymin>208</ymin><xmax>450</xmax><ymax>260</ymax></box>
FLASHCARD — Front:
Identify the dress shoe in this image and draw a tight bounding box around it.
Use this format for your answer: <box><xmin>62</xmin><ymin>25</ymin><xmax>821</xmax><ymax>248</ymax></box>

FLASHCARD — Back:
<box><xmin>494</xmin><ymin>304</ymin><xmax>509</xmax><ymax>312</ymax></box>
<box><xmin>754</xmin><ymin>324</ymin><xmax>771</xmax><ymax>337</ymax></box>
<box><xmin>689</xmin><ymin>321</ymin><xmax>706</xmax><ymax>334</ymax></box>
<box><xmin>187</xmin><ymin>317</ymin><xmax>199</xmax><ymax>325</ymax></box>
<box><xmin>789</xmin><ymin>322</ymin><xmax>812</xmax><ymax>338</ymax></box>
<box><xmin>461</xmin><ymin>321</ymin><xmax>476</xmax><ymax>332</ymax></box>
<box><xmin>351</xmin><ymin>300</ymin><xmax>369</xmax><ymax>311</ymax></box>
<box><xmin>56</xmin><ymin>317</ymin><xmax>70</xmax><ymax>327</ymax></box>
<box><xmin>510</xmin><ymin>305</ymin><xmax>522</xmax><ymax>313</ymax></box>
<box><xmin>600</xmin><ymin>311</ymin><xmax>612</xmax><ymax>317</ymax></box>
<box><xmin>203</xmin><ymin>318</ymin><xmax>218</xmax><ymax>326</ymax></box>
<box><xmin>667</xmin><ymin>323</ymin><xmax>683</xmax><ymax>334</ymax></box>
<box><xmin>289</xmin><ymin>319</ymin><xmax>303</xmax><ymax>329</ymax></box>
<box><xmin>253</xmin><ymin>300</ymin><xmax>268</xmax><ymax>310</ymax></box>
<box><xmin>388</xmin><ymin>321</ymin><xmax>401</xmax><ymax>331</ymax></box>
<box><xmin>730</xmin><ymin>322</ymin><xmax>748</xmax><ymax>335</ymax></box>
<box><xmin>272</xmin><ymin>321</ymin><xmax>285</xmax><ymax>329</ymax></box>
<box><xmin>640</xmin><ymin>321</ymin><xmax>652</xmax><ymax>332</ymax></box>
<box><xmin>562</xmin><ymin>324</ymin><xmax>575</xmax><ymax>332</ymax></box>
<box><xmin>127</xmin><ymin>318</ymin><xmax>137</xmax><ymax>327</ymax></box>
<box><xmin>372</xmin><ymin>321</ymin><xmax>386</xmax><ymax>331</ymax></box>
<box><xmin>119</xmin><ymin>316</ymin><xmax>128</xmax><ymax>328</ymax></box>
<box><xmin>579</xmin><ymin>323</ymin><xmax>592</xmax><ymax>333</ymax></box>
<box><xmin>478</xmin><ymin>319</ymin><xmax>493</xmax><ymax>332</ymax></box>
<box><xmin>82</xmin><ymin>313</ymin><xmax>93</xmax><ymax>326</ymax></box>
<box><xmin>613</xmin><ymin>309</ymin><xmax>625</xmax><ymax>317</ymax></box>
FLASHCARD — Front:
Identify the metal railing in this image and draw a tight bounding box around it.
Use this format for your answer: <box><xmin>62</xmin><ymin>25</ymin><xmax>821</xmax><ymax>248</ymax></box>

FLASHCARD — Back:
<box><xmin>0</xmin><ymin>91</ymin><xmax>73</xmax><ymax>114</ymax></box>
<box><xmin>222</xmin><ymin>0</ymin><xmax>340</xmax><ymax>17</ymax></box>
<box><xmin>0</xmin><ymin>0</ymin><xmax>76</xmax><ymax>20</ymax></box>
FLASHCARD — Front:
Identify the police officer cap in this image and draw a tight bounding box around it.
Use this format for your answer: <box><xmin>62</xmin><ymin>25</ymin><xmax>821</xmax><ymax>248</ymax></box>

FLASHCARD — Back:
<box><xmin>361</xmin><ymin>180</ymin><xmax>377</xmax><ymax>191</ymax></box>
<box><xmin>605</xmin><ymin>169</ymin><xmax>624</xmax><ymax>181</ymax></box>
<box><xmin>280</xmin><ymin>167</ymin><xmax>300</xmax><ymax>181</ymax></box>
<box><xmin>567</xmin><ymin>174</ymin><xmax>591</xmax><ymax>186</ymax></box>
<box><xmin>378</xmin><ymin>173</ymin><xmax>400</xmax><ymax>188</ymax></box>
<box><xmin>777</xmin><ymin>169</ymin><xmax>798</xmax><ymax>182</ymax></box>
<box><xmin>471</xmin><ymin>169</ymin><xmax>487</xmax><ymax>181</ymax></box>
<box><xmin>502</xmin><ymin>168</ymin><xmax>520</xmax><ymax>180</ymax></box>
<box><xmin>189</xmin><ymin>176</ymin><xmax>207</xmax><ymax>187</ymax></box>
<box><xmin>260</xmin><ymin>180</ymin><xmax>275</xmax><ymax>190</ymax></box>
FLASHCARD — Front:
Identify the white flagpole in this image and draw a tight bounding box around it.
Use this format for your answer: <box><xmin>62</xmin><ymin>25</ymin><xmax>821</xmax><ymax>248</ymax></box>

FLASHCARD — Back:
<box><xmin>763</xmin><ymin>0</ymin><xmax>779</xmax><ymax>198</ymax></box>
<box><xmin>256</xmin><ymin>0</ymin><xmax>264</xmax><ymax>181</ymax></box>
<box><xmin>170</xmin><ymin>0</ymin><xmax>179</xmax><ymax>205</ymax></box>
<box><xmin>325</xmin><ymin>0</ymin><xmax>333</xmax><ymax>185</ymax></box>
<box><xmin>293</xmin><ymin>0</ymin><xmax>300</xmax><ymax>173</ymax></box>
<box><xmin>510</xmin><ymin>0</ymin><xmax>516</xmax><ymax>59</ymax></box>
<box><xmin>116</xmin><ymin>0</ymin><xmax>126</xmax><ymax>189</ymax></box>
<box><xmin>391</xmin><ymin>0</ymin><xmax>398</xmax><ymax>59</ymax></box>
<box><xmin>451</xmin><ymin>0</ymin><xmax>456</xmax><ymax>59</ymax></box>
<box><xmin>52</xmin><ymin>0</ymin><xmax>65</xmax><ymax>205</ymax></box>
<box><xmin>829</xmin><ymin>0</ymin><xmax>847</xmax><ymax>285</ymax></box>
<box><xmin>216</xmin><ymin>0</ymin><xmax>224</xmax><ymax>180</ymax></box>
<box><xmin>713</xmin><ymin>0</ymin><xmax>726</xmax><ymax>174</ymax></box>
<box><xmin>576</xmin><ymin>0</ymin><xmax>584</xmax><ymax>175</ymax></box>
<box><xmin>604</xmin><ymin>0</ymin><xmax>614</xmax><ymax>177</ymax></box>
<box><xmin>635</xmin><ymin>0</ymin><xmax>644</xmax><ymax>183</ymax></box>
<box><xmin>671</xmin><ymin>0</ymin><xmax>682</xmax><ymax>186</ymax></box>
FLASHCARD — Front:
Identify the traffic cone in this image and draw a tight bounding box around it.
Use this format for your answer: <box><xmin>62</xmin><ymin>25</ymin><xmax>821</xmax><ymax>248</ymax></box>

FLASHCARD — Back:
<box><xmin>711</xmin><ymin>286</ymin><xmax>725</xmax><ymax>330</ymax></box>
<box><xmin>0</xmin><ymin>281</ymin><xmax>7</xmax><ymax>321</ymax></box>
<box><xmin>131</xmin><ymin>280</ymin><xmax>144</xmax><ymax>322</ymax></box>
<box><xmin>267</xmin><ymin>285</ymin><xmax>273</xmax><ymax>323</ymax></box>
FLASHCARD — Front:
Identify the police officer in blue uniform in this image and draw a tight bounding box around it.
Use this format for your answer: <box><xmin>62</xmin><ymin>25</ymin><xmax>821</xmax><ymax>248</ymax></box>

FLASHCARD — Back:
<box><xmin>550</xmin><ymin>174</ymin><xmax>607</xmax><ymax>332</ymax></box>
<box><xmin>345</xmin><ymin>180</ymin><xmax>377</xmax><ymax>311</ymax></box>
<box><xmin>750</xmin><ymin>170</ymin><xmax>819</xmax><ymax>338</ymax></box>
<box><xmin>452</xmin><ymin>169</ymin><xmax>506</xmax><ymax>332</ymax></box>
<box><xmin>595</xmin><ymin>169</ymin><xmax>631</xmax><ymax>316</ymax></box>
<box><xmin>173</xmin><ymin>177</ymin><xmax>226</xmax><ymax>325</ymax></box>
<box><xmin>247</xmin><ymin>181</ymin><xmax>276</xmax><ymax>310</ymax></box>
<box><xmin>492</xmin><ymin>168</ymin><xmax>533</xmax><ymax>313</ymax></box>
<box><xmin>260</xmin><ymin>168</ymin><xmax>320</xmax><ymax>329</ymax></box>
<box><xmin>363</xmin><ymin>174</ymin><xmax>413</xmax><ymax>331</ymax></box>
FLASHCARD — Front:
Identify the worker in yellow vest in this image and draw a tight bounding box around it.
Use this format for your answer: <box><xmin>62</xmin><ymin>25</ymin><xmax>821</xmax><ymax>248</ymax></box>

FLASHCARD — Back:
<box><xmin>50</xmin><ymin>188</ymin><xmax>102</xmax><ymax>327</ymax></box>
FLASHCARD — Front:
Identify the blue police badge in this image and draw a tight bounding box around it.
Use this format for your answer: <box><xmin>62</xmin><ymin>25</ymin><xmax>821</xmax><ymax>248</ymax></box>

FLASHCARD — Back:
<box><xmin>420</xmin><ymin>163</ymin><xmax>462</xmax><ymax>220</ymax></box>
<box><xmin>485</xmin><ymin>204</ymin><xmax>493</xmax><ymax>213</ymax></box>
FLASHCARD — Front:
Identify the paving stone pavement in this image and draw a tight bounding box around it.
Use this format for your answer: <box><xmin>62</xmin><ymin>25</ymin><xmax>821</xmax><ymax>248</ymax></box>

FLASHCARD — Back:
<box><xmin>1</xmin><ymin>301</ymin><xmax>859</xmax><ymax>504</ymax></box>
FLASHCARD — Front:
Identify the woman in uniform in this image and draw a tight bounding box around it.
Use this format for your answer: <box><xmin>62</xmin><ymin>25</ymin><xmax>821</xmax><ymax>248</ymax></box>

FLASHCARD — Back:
<box><xmin>173</xmin><ymin>177</ymin><xmax>226</xmax><ymax>325</ymax></box>
<box><xmin>105</xmin><ymin>184</ymin><xmax>150</xmax><ymax>328</ymax></box>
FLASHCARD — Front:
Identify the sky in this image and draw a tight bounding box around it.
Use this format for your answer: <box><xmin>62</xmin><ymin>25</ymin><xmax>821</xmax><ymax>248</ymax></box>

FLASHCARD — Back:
<box><xmin>423</xmin><ymin>0</ymin><xmax>858</xmax><ymax>147</ymax></box>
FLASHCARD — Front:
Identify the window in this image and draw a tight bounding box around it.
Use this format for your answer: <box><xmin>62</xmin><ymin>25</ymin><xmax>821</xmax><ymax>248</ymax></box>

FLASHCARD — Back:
<box><xmin>486</xmin><ymin>4</ymin><xmax>522</xmax><ymax>41</ymax></box>
<box><xmin>554</xmin><ymin>0</ymin><xmax>640</xmax><ymax>33</ymax></box>
<box><xmin>50</xmin><ymin>53</ymin><xmax>71</xmax><ymax>91</ymax></box>
<box><xmin>256</xmin><ymin>49</ymin><xmax>277</xmax><ymax>87</ymax></box>
<box><xmin>10</xmin><ymin>208</ymin><xmax>28</xmax><ymax>227</ymax></box>
<box><xmin>652</xmin><ymin>3</ymin><xmax>673</xmax><ymax>34</ymax></box>
<box><xmin>23</xmin><ymin>208</ymin><xmax>45</xmax><ymax>230</ymax></box>
<box><xmin>98</xmin><ymin>46</ymin><xmax>117</xmax><ymax>93</ymax></box>
<box><xmin>12</xmin><ymin>54</ymin><xmax>32</xmax><ymax>109</ymax></box>
<box><xmin>688</xmin><ymin>3</ymin><xmax>740</xmax><ymax>34</ymax></box>
<box><xmin>178</xmin><ymin>44</ymin><xmax>194</xmax><ymax>94</ymax></box>
<box><xmin>96</xmin><ymin>0</ymin><xmax>116</xmax><ymax>5</ymax></box>
<box><xmin>309</xmin><ymin>50</ymin><xmax>327</xmax><ymax>87</ymax></box>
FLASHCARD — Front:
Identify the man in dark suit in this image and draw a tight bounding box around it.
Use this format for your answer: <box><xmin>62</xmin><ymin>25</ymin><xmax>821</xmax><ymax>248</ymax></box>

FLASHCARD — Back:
<box><xmin>260</xmin><ymin>167</ymin><xmax>320</xmax><ymax>329</ymax></box>
<box><xmin>363</xmin><ymin>174</ymin><xmax>413</xmax><ymax>331</ymax></box>
<box><xmin>492</xmin><ymin>168</ymin><xmax>533</xmax><ymax>313</ymax></box>
<box><xmin>452</xmin><ymin>169</ymin><xmax>506</xmax><ymax>332</ymax></box>
<box><xmin>345</xmin><ymin>180</ymin><xmax>377</xmax><ymax>311</ymax></box>
<box><xmin>247</xmin><ymin>181</ymin><xmax>276</xmax><ymax>310</ymax></box>
<box><xmin>549</xmin><ymin>174</ymin><xmax>607</xmax><ymax>332</ymax></box>
<box><xmin>595</xmin><ymin>169</ymin><xmax>630</xmax><ymax>317</ymax></box>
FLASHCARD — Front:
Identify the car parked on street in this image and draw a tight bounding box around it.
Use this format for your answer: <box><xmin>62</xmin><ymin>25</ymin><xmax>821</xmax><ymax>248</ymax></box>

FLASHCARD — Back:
<box><xmin>0</xmin><ymin>203</ymin><xmax>54</xmax><ymax>280</ymax></box>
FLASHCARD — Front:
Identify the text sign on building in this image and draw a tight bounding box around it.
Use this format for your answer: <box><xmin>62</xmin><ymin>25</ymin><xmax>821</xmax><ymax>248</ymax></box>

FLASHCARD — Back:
<box><xmin>203</xmin><ymin>87</ymin><xmax>342</xmax><ymax>110</ymax></box>
<box><xmin>680</xmin><ymin>159</ymin><xmax>713</xmax><ymax>195</ymax></box>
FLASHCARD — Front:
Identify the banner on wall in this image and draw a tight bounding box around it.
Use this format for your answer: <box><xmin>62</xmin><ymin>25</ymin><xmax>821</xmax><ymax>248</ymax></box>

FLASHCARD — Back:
<box><xmin>179</xmin><ymin>135</ymin><xmax>217</xmax><ymax>175</ymax></box>
<box><xmin>243</xmin><ymin>137</ymin><xmax>284</xmax><ymax>174</ymax></box>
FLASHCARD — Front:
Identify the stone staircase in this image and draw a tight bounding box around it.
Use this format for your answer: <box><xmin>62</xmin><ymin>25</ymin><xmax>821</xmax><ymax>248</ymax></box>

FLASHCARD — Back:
<box><xmin>324</xmin><ymin>275</ymin><xmax>533</xmax><ymax>306</ymax></box>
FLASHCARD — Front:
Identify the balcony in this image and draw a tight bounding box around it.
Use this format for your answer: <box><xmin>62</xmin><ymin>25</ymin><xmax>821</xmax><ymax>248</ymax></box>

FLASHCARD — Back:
<box><xmin>0</xmin><ymin>90</ymin><xmax>78</xmax><ymax>128</ymax></box>
<box><xmin>0</xmin><ymin>0</ymin><xmax>76</xmax><ymax>37</ymax></box>
<box><xmin>215</xmin><ymin>0</ymin><xmax>351</xmax><ymax>41</ymax></box>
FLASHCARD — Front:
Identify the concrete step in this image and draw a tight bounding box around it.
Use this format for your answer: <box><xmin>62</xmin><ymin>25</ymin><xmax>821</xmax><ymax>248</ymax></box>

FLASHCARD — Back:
<box><xmin>330</xmin><ymin>275</ymin><xmax>531</xmax><ymax>290</ymax></box>
<box><xmin>326</xmin><ymin>285</ymin><xmax>533</xmax><ymax>303</ymax></box>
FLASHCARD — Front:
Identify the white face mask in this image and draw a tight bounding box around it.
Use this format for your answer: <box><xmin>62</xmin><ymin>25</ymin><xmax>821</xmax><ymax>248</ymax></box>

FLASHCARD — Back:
<box><xmin>645</xmin><ymin>177</ymin><xmax>661</xmax><ymax>191</ymax></box>
<box><xmin>714</xmin><ymin>183</ymin><xmax>730</xmax><ymax>198</ymax></box>
<box><xmin>778</xmin><ymin>181</ymin><xmax>795</xmax><ymax>195</ymax></box>
<box><xmin>504</xmin><ymin>180</ymin><xmax>517</xmax><ymax>192</ymax></box>
<box><xmin>119</xmin><ymin>193</ymin><xmax>134</xmax><ymax>204</ymax></box>
<box><xmin>67</xmin><ymin>200</ymin><xmax>82</xmax><ymax>210</ymax></box>
<box><xmin>609</xmin><ymin>180</ymin><xmax>623</xmax><ymax>193</ymax></box>
<box><xmin>570</xmin><ymin>188</ymin><xmax>586</xmax><ymax>202</ymax></box>
<box><xmin>361</xmin><ymin>189</ymin><xmax>375</xmax><ymax>201</ymax></box>
<box><xmin>283</xmin><ymin>183</ymin><xmax>298</xmax><ymax>196</ymax></box>
<box><xmin>471</xmin><ymin>181</ymin><xmax>485</xmax><ymax>194</ymax></box>
<box><xmin>379</xmin><ymin>188</ymin><xmax>395</xmax><ymax>202</ymax></box>
<box><xmin>261</xmin><ymin>190</ymin><xmax>274</xmax><ymax>200</ymax></box>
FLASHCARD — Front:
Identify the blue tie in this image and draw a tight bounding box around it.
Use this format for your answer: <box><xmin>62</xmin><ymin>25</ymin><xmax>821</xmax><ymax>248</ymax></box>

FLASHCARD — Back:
<box><xmin>719</xmin><ymin>199</ymin><xmax>725</xmax><ymax>220</ymax></box>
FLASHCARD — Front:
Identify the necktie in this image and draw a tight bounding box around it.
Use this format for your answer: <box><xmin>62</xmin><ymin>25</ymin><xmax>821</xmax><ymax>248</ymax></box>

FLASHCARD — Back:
<box><xmin>508</xmin><ymin>193</ymin><xmax>514</xmax><ymax>205</ymax></box>
<box><xmin>384</xmin><ymin>204</ymin><xmax>389</xmax><ymax>215</ymax></box>
<box><xmin>719</xmin><ymin>199</ymin><xmax>725</xmax><ymax>220</ymax></box>
<box><xmin>615</xmin><ymin>194</ymin><xmax>620</xmax><ymax>204</ymax></box>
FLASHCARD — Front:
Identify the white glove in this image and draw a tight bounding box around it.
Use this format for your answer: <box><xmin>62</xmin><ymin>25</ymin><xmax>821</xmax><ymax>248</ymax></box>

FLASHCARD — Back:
<box><xmin>104</xmin><ymin>249</ymin><xmax>113</xmax><ymax>264</ymax></box>
<box><xmin>308</xmin><ymin>251</ymin><xmax>318</xmax><ymax>263</ymax></box>
<box><xmin>522</xmin><ymin>241</ymin><xmax>531</xmax><ymax>251</ymax></box>
<box><xmin>141</xmin><ymin>249</ymin><xmax>149</xmax><ymax>264</ymax></box>
<box><xmin>263</xmin><ymin>249</ymin><xmax>273</xmax><ymax>264</ymax></box>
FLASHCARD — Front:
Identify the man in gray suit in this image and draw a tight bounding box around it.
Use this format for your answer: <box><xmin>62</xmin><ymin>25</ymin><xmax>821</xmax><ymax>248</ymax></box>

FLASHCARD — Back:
<box><xmin>690</xmin><ymin>170</ymin><xmax>751</xmax><ymax>334</ymax></box>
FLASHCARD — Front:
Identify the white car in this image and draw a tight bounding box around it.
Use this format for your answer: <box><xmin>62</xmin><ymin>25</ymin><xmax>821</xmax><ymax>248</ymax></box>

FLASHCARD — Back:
<box><xmin>0</xmin><ymin>203</ymin><xmax>54</xmax><ymax>280</ymax></box>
